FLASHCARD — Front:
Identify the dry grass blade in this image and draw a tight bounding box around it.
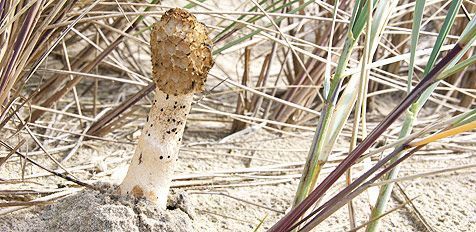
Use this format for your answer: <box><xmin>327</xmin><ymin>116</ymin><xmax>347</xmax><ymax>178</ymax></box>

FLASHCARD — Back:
<box><xmin>0</xmin><ymin>140</ymin><xmax>93</xmax><ymax>189</ymax></box>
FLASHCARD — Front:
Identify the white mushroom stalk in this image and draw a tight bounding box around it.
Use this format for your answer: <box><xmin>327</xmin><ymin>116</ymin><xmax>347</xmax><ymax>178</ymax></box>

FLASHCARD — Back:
<box><xmin>119</xmin><ymin>8</ymin><xmax>213</xmax><ymax>208</ymax></box>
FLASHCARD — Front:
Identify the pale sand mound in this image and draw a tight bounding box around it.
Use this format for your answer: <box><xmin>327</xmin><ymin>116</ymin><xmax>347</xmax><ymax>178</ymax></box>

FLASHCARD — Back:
<box><xmin>0</xmin><ymin>184</ymin><xmax>196</xmax><ymax>232</ymax></box>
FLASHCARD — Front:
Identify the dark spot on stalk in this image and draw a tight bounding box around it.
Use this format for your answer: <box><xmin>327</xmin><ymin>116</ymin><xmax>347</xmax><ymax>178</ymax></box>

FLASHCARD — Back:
<box><xmin>154</xmin><ymin>100</ymin><xmax>157</xmax><ymax>103</ymax></box>
<box><xmin>167</xmin><ymin>156</ymin><xmax>170</xmax><ymax>159</ymax></box>
<box><xmin>171</xmin><ymin>128</ymin><xmax>177</xmax><ymax>132</ymax></box>
<box><xmin>166</xmin><ymin>94</ymin><xmax>169</xmax><ymax>100</ymax></box>
<box><xmin>174</xmin><ymin>101</ymin><xmax>177</xmax><ymax>105</ymax></box>
<box><xmin>167</xmin><ymin>119</ymin><xmax>170</xmax><ymax>122</ymax></box>
<box><xmin>139</xmin><ymin>153</ymin><xmax>143</xmax><ymax>164</ymax></box>
<box><xmin>178</xmin><ymin>138</ymin><xmax>181</xmax><ymax>141</ymax></box>
<box><xmin>160</xmin><ymin>156</ymin><xmax>163</xmax><ymax>159</ymax></box>
<box><xmin>132</xmin><ymin>186</ymin><xmax>144</xmax><ymax>198</ymax></box>
<box><xmin>172</xmin><ymin>119</ymin><xmax>176</xmax><ymax>122</ymax></box>
<box><xmin>191</xmin><ymin>81</ymin><xmax>196</xmax><ymax>89</ymax></box>
<box><xmin>161</xmin><ymin>108</ymin><xmax>164</xmax><ymax>112</ymax></box>
<box><xmin>166</xmin><ymin>131</ymin><xmax>171</xmax><ymax>134</ymax></box>
<box><xmin>148</xmin><ymin>133</ymin><xmax>151</xmax><ymax>136</ymax></box>
<box><xmin>146</xmin><ymin>116</ymin><xmax>149</xmax><ymax>122</ymax></box>
<box><xmin>174</xmin><ymin>105</ymin><xmax>176</xmax><ymax>109</ymax></box>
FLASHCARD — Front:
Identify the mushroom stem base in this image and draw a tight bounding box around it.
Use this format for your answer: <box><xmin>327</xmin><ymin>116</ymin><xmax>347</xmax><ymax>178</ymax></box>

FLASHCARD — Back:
<box><xmin>119</xmin><ymin>89</ymin><xmax>192</xmax><ymax>208</ymax></box>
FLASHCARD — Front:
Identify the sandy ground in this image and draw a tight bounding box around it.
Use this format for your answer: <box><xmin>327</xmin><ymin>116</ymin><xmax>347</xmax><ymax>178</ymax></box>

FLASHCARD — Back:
<box><xmin>1</xmin><ymin>184</ymin><xmax>197</xmax><ymax>232</ymax></box>
<box><xmin>1</xmin><ymin>122</ymin><xmax>475</xmax><ymax>231</ymax></box>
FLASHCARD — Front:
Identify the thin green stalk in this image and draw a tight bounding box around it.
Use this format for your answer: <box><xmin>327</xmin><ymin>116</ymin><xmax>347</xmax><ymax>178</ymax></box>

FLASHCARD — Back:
<box><xmin>439</xmin><ymin>53</ymin><xmax>476</xmax><ymax>79</ymax></box>
<box><xmin>406</xmin><ymin>0</ymin><xmax>425</xmax><ymax>93</ymax></box>
<box><xmin>366</xmin><ymin>1</ymin><xmax>466</xmax><ymax>231</ymax></box>
<box><xmin>292</xmin><ymin>0</ymin><xmax>370</xmax><ymax>206</ymax></box>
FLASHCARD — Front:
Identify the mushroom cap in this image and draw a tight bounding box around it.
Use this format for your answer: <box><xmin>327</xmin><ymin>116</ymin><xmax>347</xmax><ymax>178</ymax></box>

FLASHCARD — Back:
<box><xmin>151</xmin><ymin>8</ymin><xmax>214</xmax><ymax>95</ymax></box>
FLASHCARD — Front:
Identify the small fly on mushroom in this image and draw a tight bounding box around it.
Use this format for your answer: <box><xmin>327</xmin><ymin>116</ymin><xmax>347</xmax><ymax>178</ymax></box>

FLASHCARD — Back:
<box><xmin>119</xmin><ymin>8</ymin><xmax>214</xmax><ymax>209</ymax></box>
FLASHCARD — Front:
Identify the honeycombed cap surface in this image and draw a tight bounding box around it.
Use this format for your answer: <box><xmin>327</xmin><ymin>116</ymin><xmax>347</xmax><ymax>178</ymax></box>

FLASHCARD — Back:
<box><xmin>151</xmin><ymin>8</ymin><xmax>214</xmax><ymax>95</ymax></box>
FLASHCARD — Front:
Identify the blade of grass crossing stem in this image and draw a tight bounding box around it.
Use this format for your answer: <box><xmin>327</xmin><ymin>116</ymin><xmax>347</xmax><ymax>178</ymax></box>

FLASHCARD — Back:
<box><xmin>270</xmin><ymin>21</ymin><xmax>472</xmax><ymax>230</ymax></box>
<box><xmin>366</xmin><ymin>4</ymin><xmax>472</xmax><ymax>230</ymax></box>
<box><xmin>293</xmin><ymin>0</ymin><xmax>391</xmax><ymax>207</ymax></box>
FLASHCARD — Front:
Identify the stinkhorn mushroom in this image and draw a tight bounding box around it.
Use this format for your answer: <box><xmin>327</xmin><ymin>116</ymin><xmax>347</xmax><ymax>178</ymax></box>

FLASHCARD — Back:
<box><xmin>119</xmin><ymin>8</ymin><xmax>213</xmax><ymax>208</ymax></box>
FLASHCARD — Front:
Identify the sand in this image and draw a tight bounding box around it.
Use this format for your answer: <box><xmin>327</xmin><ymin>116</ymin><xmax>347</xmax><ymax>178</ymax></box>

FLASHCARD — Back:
<box><xmin>2</xmin><ymin>128</ymin><xmax>475</xmax><ymax>231</ymax></box>
<box><xmin>0</xmin><ymin>183</ymin><xmax>198</xmax><ymax>232</ymax></box>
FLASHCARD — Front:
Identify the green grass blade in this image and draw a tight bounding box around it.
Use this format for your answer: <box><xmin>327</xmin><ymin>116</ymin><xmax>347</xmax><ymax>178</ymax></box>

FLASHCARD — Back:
<box><xmin>252</xmin><ymin>214</ymin><xmax>268</xmax><ymax>232</ymax></box>
<box><xmin>423</xmin><ymin>0</ymin><xmax>463</xmax><ymax>75</ymax></box>
<box><xmin>438</xmin><ymin>53</ymin><xmax>476</xmax><ymax>79</ymax></box>
<box><xmin>293</xmin><ymin>0</ymin><xmax>389</xmax><ymax>207</ymax></box>
<box><xmin>366</xmin><ymin>1</ymin><xmax>465</xmax><ymax>231</ymax></box>
<box><xmin>407</xmin><ymin>0</ymin><xmax>426</xmax><ymax>93</ymax></box>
